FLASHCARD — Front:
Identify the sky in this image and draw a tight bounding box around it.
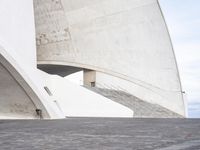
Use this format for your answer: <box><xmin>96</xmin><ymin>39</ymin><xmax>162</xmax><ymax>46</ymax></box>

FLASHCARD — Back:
<box><xmin>159</xmin><ymin>0</ymin><xmax>200</xmax><ymax>118</ymax></box>
<box><xmin>66</xmin><ymin>0</ymin><xmax>200</xmax><ymax>118</ymax></box>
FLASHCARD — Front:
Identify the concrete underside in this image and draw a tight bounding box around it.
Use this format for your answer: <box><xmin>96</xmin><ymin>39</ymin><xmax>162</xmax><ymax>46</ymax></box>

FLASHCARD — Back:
<box><xmin>0</xmin><ymin>118</ymin><xmax>200</xmax><ymax>150</ymax></box>
<box><xmin>38</xmin><ymin>64</ymin><xmax>83</xmax><ymax>77</ymax></box>
<box><xmin>0</xmin><ymin>62</ymin><xmax>37</xmax><ymax>119</ymax></box>
<box><xmin>0</xmin><ymin>51</ymin><xmax>40</xmax><ymax>119</ymax></box>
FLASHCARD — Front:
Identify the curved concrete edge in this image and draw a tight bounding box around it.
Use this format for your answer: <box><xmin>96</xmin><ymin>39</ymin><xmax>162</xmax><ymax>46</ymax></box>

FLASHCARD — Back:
<box><xmin>157</xmin><ymin>0</ymin><xmax>187</xmax><ymax>117</ymax></box>
<box><xmin>0</xmin><ymin>46</ymin><xmax>64</xmax><ymax>119</ymax></box>
<box><xmin>37</xmin><ymin>61</ymin><xmax>179</xmax><ymax>92</ymax></box>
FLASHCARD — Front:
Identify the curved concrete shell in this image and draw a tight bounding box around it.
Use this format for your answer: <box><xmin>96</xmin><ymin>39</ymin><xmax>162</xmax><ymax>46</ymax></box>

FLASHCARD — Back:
<box><xmin>34</xmin><ymin>0</ymin><xmax>186</xmax><ymax>116</ymax></box>
<box><xmin>0</xmin><ymin>47</ymin><xmax>50</xmax><ymax>119</ymax></box>
<box><xmin>0</xmin><ymin>0</ymin><xmax>65</xmax><ymax>119</ymax></box>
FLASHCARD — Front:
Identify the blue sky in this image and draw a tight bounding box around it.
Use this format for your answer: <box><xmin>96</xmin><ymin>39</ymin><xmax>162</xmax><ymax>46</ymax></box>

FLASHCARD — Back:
<box><xmin>159</xmin><ymin>0</ymin><xmax>200</xmax><ymax>118</ymax></box>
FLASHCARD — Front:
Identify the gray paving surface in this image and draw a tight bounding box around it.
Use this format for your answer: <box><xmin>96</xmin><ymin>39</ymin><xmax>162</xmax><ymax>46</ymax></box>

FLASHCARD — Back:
<box><xmin>0</xmin><ymin>118</ymin><xmax>200</xmax><ymax>150</ymax></box>
<box><xmin>85</xmin><ymin>87</ymin><xmax>182</xmax><ymax>118</ymax></box>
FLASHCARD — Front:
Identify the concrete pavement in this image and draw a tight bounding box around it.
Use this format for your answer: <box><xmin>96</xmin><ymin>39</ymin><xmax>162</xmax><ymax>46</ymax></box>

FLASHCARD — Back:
<box><xmin>0</xmin><ymin>118</ymin><xmax>200</xmax><ymax>150</ymax></box>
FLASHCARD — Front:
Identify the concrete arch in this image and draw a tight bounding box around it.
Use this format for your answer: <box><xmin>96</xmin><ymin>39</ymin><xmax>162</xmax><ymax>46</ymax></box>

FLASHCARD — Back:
<box><xmin>0</xmin><ymin>46</ymin><xmax>50</xmax><ymax>119</ymax></box>
<box><xmin>34</xmin><ymin>0</ymin><xmax>186</xmax><ymax>116</ymax></box>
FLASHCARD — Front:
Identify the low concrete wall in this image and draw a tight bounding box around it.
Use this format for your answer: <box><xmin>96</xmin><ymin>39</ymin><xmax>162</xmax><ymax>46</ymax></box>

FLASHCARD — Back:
<box><xmin>45</xmin><ymin>75</ymin><xmax>133</xmax><ymax>118</ymax></box>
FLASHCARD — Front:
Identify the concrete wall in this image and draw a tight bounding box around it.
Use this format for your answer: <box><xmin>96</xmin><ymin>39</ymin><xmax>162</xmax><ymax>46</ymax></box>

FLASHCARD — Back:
<box><xmin>0</xmin><ymin>0</ymin><xmax>64</xmax><ymax>119</ymax></box>
<box><xmin>0</xmin><ymin>0</ymin><xmax>36</xmax><ymax>69</ymax></box>
<box><xmin>34</xmin><ymin>0</ymin><xmax>185</xmax><ymax>116</ymax></box>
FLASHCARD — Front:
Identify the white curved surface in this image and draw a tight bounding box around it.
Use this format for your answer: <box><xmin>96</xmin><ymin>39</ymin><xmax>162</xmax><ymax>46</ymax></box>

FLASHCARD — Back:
<box><xmin>0</xmin><ymin>55</ymin><xmax>37</xmax><ymax>119</ymax></box>
<box><xmin>0</xmin><ymin>0</ymin><xmax>65</xmax><ymax>119</ymax></box>
<box><xmin>34</xmin><ymin>0</ymin><xmax>185</xmax><ymax>116</ymax></box>
<box><xmin>0</xmin><ymin>45</ymin><xmax>66</xmax><ymax>119</ymax></box>
<box><xmin>46</xmin><ymin>75</ymin><xmax>133</xmax><ymax>118</ymax></box>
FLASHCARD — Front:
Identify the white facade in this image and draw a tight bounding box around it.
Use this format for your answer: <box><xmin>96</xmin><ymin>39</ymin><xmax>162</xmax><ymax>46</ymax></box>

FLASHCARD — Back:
<box><xmin>0</xmin><ymin>0</ymin><xmax>133</xmax><ymax>119</ymax></box>
<box><xmin>34</xmin><ymin>0</ymin><xmax>186</xmax><ymax>116</ymax></box>
<box><xmin>0</xmin><ymin>0</ymin><xmax>186</xmax><ymax>118</ymax></box>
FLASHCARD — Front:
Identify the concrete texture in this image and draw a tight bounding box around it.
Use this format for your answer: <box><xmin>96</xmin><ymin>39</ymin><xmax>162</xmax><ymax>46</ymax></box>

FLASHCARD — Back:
<box><xmin>86</xmin><ymin>86</ymin><xmax>182</xmax><ymax>118</ymax></box>
<box><xmin>34</xmin><ymin>0</ymin><xmax>185</xmax><ymax>116</ymax></box>
<box><xmin>0</xmin><ymin>56</ymin><xmax>37</xmax><ymax>119</ymax></box>
<box><xmin>0</xmin><ymin>118</ymin><xmax>200</xmax><ymax>150</ymax></box>
<box><xmin>0</xmin><ymin>0</ymin><xmax>132</xmax><ymax>119</ymax></box>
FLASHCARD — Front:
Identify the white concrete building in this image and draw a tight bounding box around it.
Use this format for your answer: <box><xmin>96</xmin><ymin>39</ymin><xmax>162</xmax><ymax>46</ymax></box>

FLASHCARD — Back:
<box><xmin>0</xmin><ymin>0</ymin><xmax>186</xmax><ymax>119</ymax></box>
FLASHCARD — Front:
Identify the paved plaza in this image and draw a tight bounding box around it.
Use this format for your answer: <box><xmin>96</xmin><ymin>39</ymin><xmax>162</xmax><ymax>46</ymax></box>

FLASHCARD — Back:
<box><xmin>0</xmin><ymin>118</ymin><xmax>200</xmax><ymax>150</ymax></box>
